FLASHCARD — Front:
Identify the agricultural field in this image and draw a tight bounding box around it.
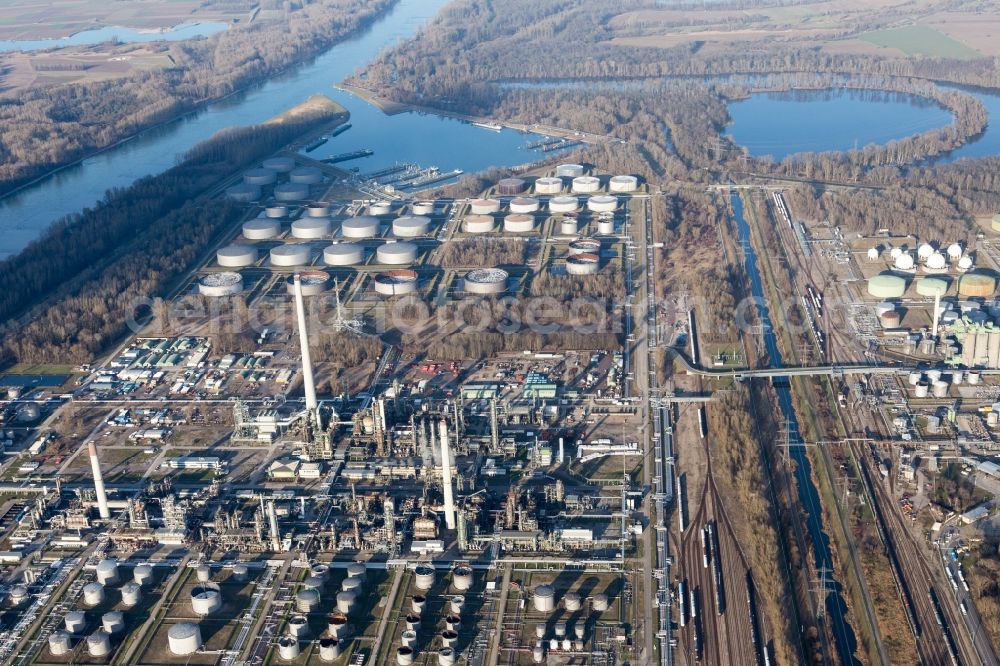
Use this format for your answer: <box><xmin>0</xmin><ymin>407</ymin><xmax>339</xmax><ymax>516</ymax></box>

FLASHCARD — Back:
<box><xmin>858</xmin><ymin>25</ymin><xmax>982</xmax><ymax>59</ymax></box>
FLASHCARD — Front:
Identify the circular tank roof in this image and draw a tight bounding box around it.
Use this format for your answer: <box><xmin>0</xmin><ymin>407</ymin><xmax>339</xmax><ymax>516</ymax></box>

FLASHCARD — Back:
<box><xmin>916</xmin><ymin>278</ymin><xmax>949</xmax><ymax>297</ymax></box>
<box><xmin>465</xmin><ymin>268</ymin><xmax>509</xmax><ymax>283</ymax></box>
<box><xmin>867</xmin><ymin>274</ymin><xmax>907</xmax><ymax>298</ymax></box>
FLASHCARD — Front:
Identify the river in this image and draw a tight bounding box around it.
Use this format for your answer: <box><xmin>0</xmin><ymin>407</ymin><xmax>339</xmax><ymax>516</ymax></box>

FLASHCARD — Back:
<box><xmin>0</xmin><ymin>0</ymin><xmax>551</xmax><ymax>258</ymax></box>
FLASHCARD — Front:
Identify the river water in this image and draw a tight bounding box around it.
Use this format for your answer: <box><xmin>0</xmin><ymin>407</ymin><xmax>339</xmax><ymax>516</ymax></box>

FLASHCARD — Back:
<box><xmin>0</xmin><ymin>0</ymin><xmax>548</xmax><ymax>258</ymax></box>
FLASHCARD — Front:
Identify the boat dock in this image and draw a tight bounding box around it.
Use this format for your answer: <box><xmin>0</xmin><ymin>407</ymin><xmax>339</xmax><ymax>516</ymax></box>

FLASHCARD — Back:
<box><xmin>322</xmin><ymin>149</ymin><xmax>374</xmax><ymax>164</ymax></box>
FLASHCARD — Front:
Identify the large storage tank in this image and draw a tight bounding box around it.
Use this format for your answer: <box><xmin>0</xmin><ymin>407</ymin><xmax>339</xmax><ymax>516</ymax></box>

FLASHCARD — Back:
<box><xmin>452</xmin><ymin>566</ymin><xmax>474</xmax><ymax>591</ymax></box>
<box><xmin>566</xmin><ymin>253</ymin><xmax>600</xmax><ymax>275</ymax></box>
<box><xmin>894</xmin><ymin>253</ymin><xmax>915</xmax><ymax>271</ymax></box>
<box><xmin>102</xmin><ymin>611</ymin><xmax>126</xmax><ymax>634</ymax></box>
<box><xmin>342</xmin><ymin>216</ymin><xmax>381</xmax><ymax>239</ymax></box>
<box><xmin>374</xmin><ymin>270</ymin><xmax>418</xmax><ymax>296</ymax></box>
<box><xmin>414</xmin><ymin>565</ymin><xmax>436</xmax><ymax>591</ymax></box>
<box><xmin>244</xmin><ymin>168</ymin><xmax>277</xmax><ymax>186</ymax></box>
<box><xmin>556</xmin><ymin>164</ymin><xmax>585</xmax><ymax>178</ymax></box>
<box><xmin>133</xmin><ymin>565</ymin><xmax>154</xmax><ymax>587</ymax></box>
<box><xmin>232</xmin><ymin>564</ymin><xmax>249</xmax><ymax>583</ymax></box>
<box><xmin>289</xmin><ymin>167</ymin><xmax>323</xmax><ymax>185</ymax></box>
<box><xmin>328</xmin><ymin>613</ymin><xmax>348</xmax><ymax>637</ymax></box>
<box><xmin>925</xmin><ymin>252</ymin><xmax>947</xmax><ymax>270</ymax></box>
<box><xmin>609</xmin><ymin>175</ymin><xmax>638</xmax><ymax>192</ymax></box>
<box><xmin>397</xmin><ymin>646</ymin><xmax>416</xmax><ymax>665</ymax></box>
<box><xmin>916</xmin><ymin>278</ymin><xmax>949</xmax><ymax>297</ymax></box>
<box><xmin>270</xmin><ymin>245</ymin><xmax>311</xmax><ymax>267</ymax></box>
<box><xmin>48</xmin><ymin>631</ymin><xmax>72</xmax><ymax>656</ymax></box>
<box><xmin>121</xmin><ymin>582</ymin><xmax>142</xmax><ymax>607</ymax></box>
<box><xmin>393</xmin><ymin>215</ymin><xmax>431</xmax><ymax>237</ymax></box>
<box><xmin>274</xmin><ymin>183</ymin><xmax>310</xmax><ymax>202</ymax></box>
<box><xmin>591</xmin><ymin>594</ymin><xmax>609</xmax><ymax>612</ymax></box>
<box><xmin>83</xmin><ymin>582</ymin><xmax>105</xmax><ymax>606</ymax></box>
<box><xmin>497</xmin><ymin>178</ymin><xmax>526</xmax><ymax>195</ymax></box>
<box><xmin>190</xmin><ymin>584</ymin><xmax>223</xmax><ymax>616</ymax></box>
<box><xmin>263</xmin><ymin>157</ymin><xmax>296</xmax><ymax>173</ymax></box>
<box><xmin>292</xmin><ymin>218</ymin><xmax>331</xmax><ymax>239</ymax></box>
<box><xmin>464</xmin><ymin>269</ymin><xmax>508</xmax><ymax>295</ymax></box>
<box><xmin>370</xmin><ymin>202</ymin><xmax>392</xmax><ymax>215</ymax></box>
<box><xmin>286</xmin><ymin>615</ymin><xmax>309</xmax><ymax>638</ymax></box>
<box><xmin>532</xmin><ymin>585</ymin><xmax>556</xmax><ymax>612</ymax></box>
<box><xmin>199</xmin><ymin>272</ymin><xmax>244</xmax><ymax>297</ymax></box>
<box><xmin>226</xmin><ymin>183</ymin><xmax>260</xmax><ymax>202</ymax></box>
<box><xmin>341</xmin><ymin>577</ymin><xmax>363</xmax><ymax>593</ymax></box>
<box><xmin>266</xmin><ymin>205</ymin><xmax>289</xmax><ymax>219</ymax></box>
<box><xmin>470</xmin><ymin>199</ymin><xmax>501</xmax><ymax>215</ymax></box>
<box><xmin>296</xmin><ymin>589</ymin><xmax>321</xmax><ymax>613</ymax></box>
<box><xmin>169</xmin><ymin>623</ymin><xmax>202</xmax><ymax>655</ymax></box>
<box><xmin>412</xmin><ymin>201</ymin><xmax>436</xmax><ymax>216</ymax></box>
<box><xmin>65</xmin><ymin>610</ymin><xmax>87</xmax><ymax>633</ymax></box>
<box><xmin>336</xmin><ymin>591</ymin><xmax>357</xmax><ymax>614</ymax></box>
<box><xmin>286</xmin><ymin>271</ymin><xmax>330</xmax><ymax>296</ymax></box>
<box><xmin>307</xmin><ymin>202</ymin><xmax>332</xmax><ymax>218</ymax></box>
<box><xmin>564</xmin><ymin>593</ymin><xmax>582</xmax><ymax>611</ymax></box>
<box><xmin>504</xmin><ymin>214</ymin><xmax>535</xmax><ymax>233</ymax></box>
<box><xmin>319</xmin><ymin>638</ymin><xmax>343</xmax><ymax>661</ymax></box>
<box><xmin>9</xmin><ymin>584</ymin><xmax>27</xmax><ymax>605</ymax></box>
<box><xmin>509</xmin><ymin>197</ymin><xmax>540</xmax><ymax>213</ymax></box>
<box><xmin>463</xmin><ymin>215</ymin><xmax>496</xmax><ymax>234</ymax></box>
<box><xmin>278</xmin><ymin>637</ymin><xmax>300</xmax><ymax>661</ymax></box>
<box><xmin>377</xmin><ymin>242</ymin><xmax>418</xmax><ymax>265</ymax></box>
<box><xmin>346</xmin><ymin>563</ymin><xmax>367</xmax><ymax>581</ymax></box>
<box><xmin>568</xmin><ymin>239</ymin><xmax>601</xmax><ymax>256</ymax></box>
<box><xmin>597</xmin><ymin>217</ymin><xmax>615</xmax><ymax>235</ymax></box>
<box><xmin>217</xmin><ymin>245</ymin><xmax>258</xmax><ymax>267</ymax></box>
<box><xmin>560</xmin><ymin>218</ymin><xmax>579</xmax><ymax>235</ymax></box>
<box><xmin>960</xmin><ymin>273</ymin><xmax>996</xmax><ymax>297</ymax></box>
<box><xmin>571</xmin><ymin>176</ymin><xmax>600</xmax><ymax>193</ymax></box>
<box><xmin>243</xmin><ymin>219</ymin><xmax>281</xmax><ymax>240</ymax></box>
<box><xmin>587</xmin><ymin>195</ymin><xmax>618</xmax><ymax>213</ymax></box>
<box><xmin>96</xmin><ymin>560</ymin><xmax>119</xmax><ymax>585</ymax></box>
<box><xmin>86</xmin><ymin>631</ymin><xmax>112</xmax><ymax>657</ymax></box>
<box><xmin>866</xmin><ymin>274</ymin><xmax>907</xmax><ymax>299</ymax></box>
<box><xmin>324</xmin><ymin>243</ymin><xmax>364</xmax><ymax>266</ymax></box>
<box><xmin>550</xmin><ymin>196</ymin><xmax>579</xmax><ymax>213</ymax></box>
<box><xmin>535</xmin><ymin>177</ymin><xmax>563</xmax><ymax>194</ymax></box>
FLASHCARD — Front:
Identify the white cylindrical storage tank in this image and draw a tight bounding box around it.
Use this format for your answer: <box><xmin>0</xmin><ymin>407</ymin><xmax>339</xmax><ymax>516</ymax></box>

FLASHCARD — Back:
<box><xmin>96</xmin><ymin>560</ymin><xmax>119</xmax><ymax>585</ymax></box>
<box><xmin>414</xmin><ymin>566</ymin><xmax>435</xmax><ymax>591</ymax></box>
<box><xmin>199</xmin><ymin>272</ymin><xmax>244</xmax><ymax>297</ymax></box>
<box><xmin>191</xmin><ymin>584</ymin><xmax>222</xmax><ymax>616</ymax></box>
<box><xmin>286</xmin><ymin>271</ymin><xmax>329</xmax><ymax>296</ymax></box>
<box><xmin>550</xmin><ymin>196</ymin><xmax>579</xmax><ymax>213</ymax></box>
<box><xmin>571</xmin><ymin>176</ymin><xmax>600</xmax><ymax>193</ymax></box>
<box><xmin>9</xmin><ymin>585</ymin><xmax>27</xmax><ymax>606</ymax></box>
<box><xmin>926</xmin><ymin>252</ymin><xmax>947</xmax><ymax>270</ymax></box>
<box><xmin>470</xmin><ymin>198</ymin><xmax>501</xmax><ymax>215</ymax></box>
<box><xmin>265</xmin><ymin>205</ymin><xmax>289</xmax><ymax>219</ymax></box>
<box><xmin>970</xmin><ymin>371</ymin><xmax>982</xmax><ymax>385</ymax></box>
<box><xmin>567</xmin><ymin>253</ymin><xmax>599</xmax><ymax>275</ymax></box>
<box><xmin>404</xmin><ymin>614</ymin><xmax>421</xmax><ymax>631</ymax></box>
<box><xmin>450</xmin><ymin>596</ymin><xmax>465</xmax><ymax>614</ymax></box>
<box><xmin>336</xmin><ymin>591</ymin><xmax>357</xmax><ymax>614</ymax></box>
<box><xmin>867</xmin><ymin>247</ymin><xmax>880</xmax><ymax>261</ymax></box>
<box><xmin>243</xmin><ymin>218</ymin><xmax>281</xmax><ymax>239</ymax></box>
<box><xmin>270</xmin><ymin>244</ymin><xmax>311</xmax><ymax>267</ymax></box>
<box><xmin>319</xmin><ymin>638</ymin><xmax>342</xmax><ymax>661</ymax></box>
<box><xmin>564</xmin><ymin>593</ymin><xmax>582</xmax><ymax>612</ymax></box>
<box><xmin>952</xmin><ymin>370</ymin><xmax>964</xmax><ymax>385</ymax></box>
<box><xmin>402</xmin><ymin>630</ymin><xmax>418</xmax><ymax>648</ymax></box>
<box><xmin>274</xmin><ymin>183</ymin><xmax>310</xmax><ymax>202</ymax></box>
<box><xmin>232</xmin><ymin>564</ymin><xmax>249</xmax><ymax>583</ymax></box>
<box><xmin>554</xmin><ymin>624</ymin><xmax>566</xmax><ymax>638</ymax></box>
<box><xmin>370</xmin><ymin>201</ymin><xmax>392</xmax><ymax>215</ymax></box>
<box><xmin>917</xmin><ymin>243</ymin><xmax>934</xmax><ymax>261</ymax></box>
<box><xmin>574</xmin><ymin>624</ymin><xmax>585</xmax><ymax>639</ymax></box>
<box><xmin>445</xmin><ymin>614</ymin><xmax>461</xmax><ymax>631</ymax></box>
<box><xmin>278</xmin><ymin>637</ymin><xmax>300</xmax><ymax>661</ymax></box>
<box><xmin>324</xmin><ymin>243</ymin><xmax>364</xmax><ymax>266</ymax></box>
<box><xmin>439</xmin><ymin>647</ymin><xmax>457</xmax><ymax>666</ymax></box>
<box><xmin>49</xmin><ymin>631</ymin><xmax>72</xmax><ymax>656</ymax></box>
<box><xmin>195</xmin><ymin>564</ymin><xmax>211</xmax><ymax>583</ymax></box>
<box><xmin>292</xmin><ymin>217</ymin><xmax>331</xmax><ymax>239</ymax></box>
<box><xmin>504</xmin><ymin>214</ymin><xmax>535</xmax><ymax>233</ymax></box>
<box><xmin>560</xmin><ymin>218</ymin><xmax>579</xmax><ymax>235</ymax></box>
<box><xmin>463</xmin><ymin>215</ymin><xmax>496</xmax><ymax>234</ymax></box>
<box><xmin>102</xmin><ymin>611</ymin><xmax>126</xmax><ymax>634</ymax></box>
<box><xmin>411</xmin><ymin>595</ymin><xmax>427</xmax><ymax>614</ymax></box>
<box><xmin>932</xmin><ymin>380</ymin><xmax>949</xmax><ymax>398</ymax></box>
<box><xmin>303</xmin><ymin>576</ymin><xmax>325</xmax><ymax>590</ymax></box>
<box><xmin>453</xmin><ymin>566</ymin><xmax>474</xmax><ymax>591</ymax></box>
<box><xmin>609</xmin><ymin>175</ymin><xmax>638</xmax><ymax>192</ymax></box>
<box><xmin>556</xmin><ymin>164</ymin><xmax>585</xmax><ymax>178</ymax></box>
<box><xmin>133</xmin><ymin>565</ymin><xmax>154</xmax><ymax>587</ymax></box>
<box><xmin>65</xmin><ymin>610</ymin><xmax>87</xmax><ymax>634</ymax></box>
<box><xmin>562</xmin><ymin>638</ymin><xmax>572</xmax><ymax>651</ymax></box>
<box><xmin>227</xmin><ymin>183</ymin><xmax>260</xmax><ymax>202</ymax></box>
<box><xmin>297</xmin><ymin>589</ymin><xmax>321</xmax><ymax>613</ymax></box>
<box><xmin>393</xmin><ymin>215</ymin><xmax>431</xmax><ymax>238</ymax></box>
<box><xmin>346</xmin><ymin>563</ymin><xmax>367</xmax><ymax>582</ymax></box>
<box><xmin>341</xmin><ymin>576</ymin><xmax>363</xmax><ymax>594</ymax></box>
<box><xmin>328</xmin><ymin>613</ymin><xmax>348</xmax><ymax>637</ymax></box>
<box><xmin>914</xmin><ymin>381</ymin><xmax>929</xmax><ymax>398</ymax></box>
<box><xmin>535</xmin><ymin>177</ymin><xmax>563</xmax><ymax>194</ymax></box>
<box><xmin>890</xmin><ymin>247</ymin><xmax>903</xmax><ymax>260</ymax></box>
<box><xmin>287</xmin><ymin>615</ymin><xmax>309</xmax><ymax>638</ymax></box>
<box><xmin>168</xmin><ymin>623</ymin><xmax>202</xmax><ymax>656</ymax></box>
<box><xmin>533</xmin><ymin>584</ymin><xmax>555</xmax><ymax>612</ymax></box>
<box><xmin>894</xmin><ymin>253</ymin><xmax>915</xmax><ymax>271</ymax></box>
<box><xmin>374</xmin><ymin>270</ymin><xmax>418</xmax><ymax>296</ymax></box>
<box><xmin>440</xmin><ymin>631</ymin><xmax>458</xmax><ymax>648</ymax></box>
<box><xmin>464</xmin><ymin>269</ymin><xmax>508</xmax><ymax>295</ymax></box>
<box><xmin>947</xmin><ymin>243</ymin><xmax>963</xmax><ymax>261</ymax></box>
<box><xmin>87</xmin><ymin>631</ymin><xmax>112</xmax><ymax>657</ymax></box>
<box><xmin>412</xmin><ymin>201</ymin><xmax>435</xmax><ymax>216</ymax></box>
<box><xmin>598</xmin><ymin>218</ymin><xmax>615</xmax><ymax>235</ymax></box>
<box><xmin>568</xmin><ymin>239</ymin><xmax>601</xmax><ymax>256</ymax></box>
<box><xmin>83</xmin><ymin>582</ymin><xmax>105</xmax><ymax>607</ymax></box>
<box><xmin>244</xmin><ymin>168</ymin><xmax>277</xmax><ymax>186</ymax></box>
<box><xmin>535</xmin><ymin>625</ymin><xmax>546</xmax><ymax>639</ymax></box>
<box><xmin>497</xmin><ymin>178</ymin><xmax>526</xmax><ymax>195</ymax></box>
<box><xmin>397</xmin><ymin>646</ymin><xmax>416</xmax><ymax>665</ymax></box>
<box><xmin>263</xmin><ymin>157</ymin><xmax>296</xmax><ymax>173</ymax></box>
<box><xmin>587</xmin><ymin>195</ymin><xmax>618</xmax><ymax>213</ymax></box>
<box><xmin>342</xmin><ymin>216</ymin><xmax>381</xmax><ymax>239</ymax></box>
<box><xmin>509</xmin><ymin>197</ymin><xmax>540</xmax><ymax>214</ymax></box>
<box><xmin>959</xmin><ymin>256</ymin><xmax>974</xmax><ymax>271</ymax></box>
<box><xmin>908</xmin><ymin>372</ymin><xmax>922</xmax><ymax>386</ymax></box>
<box><xmin>289</xmin><ymin>167</ymin><xmax>323</xmax><ymax>185</ymax></box>
<box><xmin>310</xmin><ymin>564</ymin><xmax>330</xmax><ymax>583</ymax></box>
<box><xmin>377</xmin><ymin>242</ymin><xmax>418</xmax><ymax>265</ymax></box>
<box><xmin>533</xmin><ymin>645</ymin><xmax>545</xmax><ymax>663</ymax></box>
<box><xmin>926</xmin><ymin>369</ymin><xmax>942</xmax><ymax>383</ymax></box>
<box><xmin>307</xmin><ymin>202</ymin><xmax>331</xmax><ymax>218</ymax></box>
<box><xmin>121</xmin><ymin>582</ymin><xmax>142</xmax><ymax>608</ymax></box>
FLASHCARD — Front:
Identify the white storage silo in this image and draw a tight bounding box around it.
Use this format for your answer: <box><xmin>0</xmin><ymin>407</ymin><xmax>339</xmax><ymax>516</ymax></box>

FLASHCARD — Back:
<box><xmin>556</xmin><ymin>164</ymin><xmax>585</xmax><ymax>178</ymax></box>
<box><xmin>102</xmin><ymin>611</ymin><xmax>126</xmax><ymax>634</ymax></box>
<box><xmin>568</xmin><ymin>239</ymin><xmax>601</xmax><ymax>256</ymax></box>
<box><xmin>199</xmin><ymin>272</ymin><xmax>244</xmax><ymax>297</ymax></box>
<box><xmin>86</xmin><ymin>631</ymin><xmax>112</xmax><ymax>657</ymax></box>
<box><xmin>571</xmin><ymin>176</ymin><xmax>600</xmax><ymax>193</ymax></box>
<box><xmin>411</xmin><ymin>595</ymin><xmax>426</xmax><ymax>614</ymax></box>
<box><xmin>190</xmin><ymin>584</ymin><xmax>222</xmax><ymax>616</ymax></box>
<box><xmin>133</xmin><ymin>565</ymin><xmax>154</xmax><ymax>587</ymax></box>
<box><xmin>341</xmin><ymin>576</ymin><xmax>363</xmax><ymax>593</ymax></box>
<box><xmin>439</xmin><ymin>647</ymin><xmax>457</xmax><ymax>665</ymax></box>
<box><xmin>307</xmin><ymin>202</ymin><xmax>331</xmax><ymax>218</ymax></box>
<box><xmin>289</xmin><ymin>167</ymin><xmax>323</xmax><ymax>185</ymax></box>
<box><xmin>560</xmin><ymin>218</ymin><xmax>579</xmax><ymax>235</ymax></box>
<box><xmin>504</xmin><ymin>214</ymin><xmax>535</xmax><ymax>233</ymax></box>
<box><xmin>450</xmin><ymin>596</ymin><xmax>465</xmax><ymax>614</ymax></box>
<box><xmin>286</xmin><ymin>271</ymin><xmax>329</xmax><ymax>295</ymax></box>
<box><xmin>278</xmin><ymin>637</ymin><xmax>300</xmax><ymax>661</ymax></box>
<box><xmin>232</xmin><ymin>564</ymin><xmax>249</xmax><ymax>583</ymax></box>
<box><xmin>452</xmin><ymin>566</ymin><xmax>474</xmax><ymax>591</ymax></box>
<box><xmin>65</xmin><ymin>610</ymin><xmax>87</xmax><ymax>633</ymax></box>
<box><xmin>535</xmin><ymin>177</ymin><xmax>563</xmax><ymax>194</ymax></box>
<box><xmin>412</xmin><ymin>201</ymin><xmax>435</xmax><ymax>216</ymax></box>
<box><xmin>274</xmin><ymin>183</ymin><xmax>310</xmax><ymax>202</ymax></box>
<box><xmin>168</xmin><ymin>622</ymin><xmax>202</xmax><ymax>655</ymax></box>
<box><xmin>270</xmin><ymin>245</ymin><xmax>311</xmax><ymax>267</ymax></box>
<box><xmin>550</xmin><ymin>196</ymin><xmax>579</xmax><ymax>213</ymax></box>
<box><xmin>342</xmin><ymin>216</ymin><xmax>381</xmax><ymax>239</ymax></box>
<box><xmin>564</xmin><ymin>593</ymin><xmax>582</xmax><ymax>611</ymax></box>
<box><xmin>287</xmin><ymin>615</ymin><xmax>309</xmax><ymax>638</ymax></box>
<box><xmin>370</xmin><ymin>201</ymin><xmax>392</xmax><ymax>215</ymax></box>
<box><xmin>464</xmin><ymin>269</ymin><xmax>508</xmax><ymax>295</ymax></box>
<box><xmin>470</xmin><ymin>198</ymin><xmax>501</xmax><ymax>215</ymax></box>
<box><xmin>497</xmin><ymin>178</ymin><xmax>526</xmax><ymax>195</ymax></box>
<box><xmin>292</xmin><ymin>217</ymin><xmax>331</xmax><ymax>239</ymax></box>
<box><xmin>296</xmin><ymin>589</ymin><xmax>320</xmax><ymax>613</ymax></box>
<box><xmin>532</xmin><ymin>585</ymin><xmax>555</xmax><ymax>612</ymax></box>
<box><xmin>345</xmin><ymin>563</ymin><xmax>367</xmax><ymax>581</ymax></box>
<box><xmin>336</xmin><ymin>591</ymin><xmax>357</xmax><ymax>614</ymax></box>
<box><xmin>121</xmin><ymin>582</ymin><xmax>142</xmax><ymax>608</ymax></box>
<box><xmin>609</xmin><ymin>175</ymin><xmax>638</xmax><ymax>192</ymax></box>
<box><xmin>83</xmin><ymin>582</ymin><xmax>105</xmax><ymax>606</ymax></box>
<box><xmin>226</xmin><ymin>184</ymin><xmax>260</xmax><ymax>202</ymax></box>
<box><xmin>463</xmin><ymin>215</ymin><xmax>496</xmax><ymax>233</ymax></box>
<box><xmin>243</xmin><ymin>218</ymin><xmax>281</xmax><ymax>240</ymax></box>
<box><xmin>217</xmin><ymin>245</ymin><xmax>257</xmax><ymax>267</ymax></box>
<box><xmin>374</xmin><ymin>270</ymin><xmax>419</xmax><ymax>297</ymax></box>
<box><xmin>393</xmin><ymin>215</ymin><xmax>431</xmax><ymax>237</ymax></box>
<box><xmin>597</xmin><ymin>217</ymin><xmax>615</xmax><ymax>235</ymax></box>
<box><xmin>324</xmin><ymin>243</ymin><xmax>364</xmax><ymax>266</ymax></box>
<box><xmin>509</xmin><ymin>197</ymin><xmax>540</xmax><ymax>213</ymax></box>
<box><xmin>319</xmin><ymin>638</ymin><xmax>342</xmax><ymax>661</ymax></box>
<box><xmin>244</xmin><ymin>168</ymin><xmax>277</xmax><ymax>186</ymax></box>
<box><xmin>376</xmin><ymin>242</ymin><xmax>418</xmax><ymax>265</ymax></box>
<box><xmin>587</xmin><ymin>195</ymin><xmax>618</xmax><ymax>213</ymax></box>
<box><xmin>265</xmin><ymin>205</ymin><xmax>288</xmax><ymax>219</ymax></box>
<box><xmin>48</xmin><ymin>631</ymin><xmax>72</xmax><ymax>656</ymax></box>
<box><xmin>263</xmin><ymin>157</ymin><xmax>296</xmax><ymax>173</ymax></box>
<box><xmin>414</xmin><ymin>565</ymin><xmax>436</xmax><ymax>591</ymax></box>
<box><xmin>567</xmin><ymin>253</ymin><xmax>600</xmax><ymax>275</ymax></box>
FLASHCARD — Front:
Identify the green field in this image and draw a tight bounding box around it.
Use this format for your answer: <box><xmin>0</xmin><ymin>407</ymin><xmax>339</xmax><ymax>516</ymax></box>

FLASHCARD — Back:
<box><xmin>859</xmin><ymin>25</ymin><xmax>981</xmax><ymax>59</ymax></box>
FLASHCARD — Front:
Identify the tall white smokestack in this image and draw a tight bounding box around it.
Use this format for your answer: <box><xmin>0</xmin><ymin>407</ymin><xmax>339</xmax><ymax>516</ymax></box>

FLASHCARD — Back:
<box><xmin>292</xmin><ymin>274</ymin><xmax>318</xmax><ymax>412</ymax></box>
<box><xmin>558</xmin><ymin>437</ymin><xmax>565</xmax><ymax>465</ymax></box>
<box><xmin>932</xmin><ymin>292</ymin><xmax>941</xmax><ymax>339</ymax></box>
<box><xmin>88</xmin><ymin>442</ymin><xmax>110</xmax><ymax>519</ymax></box>
<box><xmin>439</xmin><ymin>419</ymin><xmax>456</xmax><ymax>530</ymax></box>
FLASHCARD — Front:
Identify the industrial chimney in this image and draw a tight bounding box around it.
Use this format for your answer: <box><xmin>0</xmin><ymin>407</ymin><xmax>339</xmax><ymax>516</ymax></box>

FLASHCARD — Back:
<box><xmin>88</xmin><ymin>442</ymin><xmax>110</xmax><ymax>519</ymax></box>
<box><xmin>292</xmin><ymin>274</ymin><xmax>318</xmax><ymax>412</ymax></box>
<box><xmin>439</xmin><ymin>419</ymin><xmax>456</xmax><ymax>530</ymax></box>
